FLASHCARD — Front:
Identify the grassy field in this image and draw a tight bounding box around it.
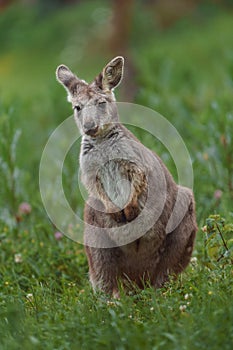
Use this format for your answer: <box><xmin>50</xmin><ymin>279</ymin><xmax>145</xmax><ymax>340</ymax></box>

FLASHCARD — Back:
<box><xmin>0</xmin><ymin>2</ymin><xmax>232</xmax><ymax>349</ymax></box>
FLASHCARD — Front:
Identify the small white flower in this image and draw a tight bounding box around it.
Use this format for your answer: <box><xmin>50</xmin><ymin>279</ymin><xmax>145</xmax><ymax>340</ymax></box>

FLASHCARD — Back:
<box><xmin>190</xmin><ymin>257</ymin><xmax>198</xmax><ymax>264</ymax></box>
<box><xmin>179</xmin><ymin>305</ymin><xmax>187</xmax><ymax>312</ymax></box>
<box><xmin>184</xmin><ymin>293</ymin><xmax>189</xmax><ymax>300</ymax></box>
<box><xmin>26</xmin><ymin>293</ymin><xmax>33</xmax><ymax>302</ymax></box>
<box><xmin>14</xmin><ymin>253</ymin><xmax>23</xmax><ymax>263</ymax></box>
<box><xmin>150</xmin><ymin>307</ymin><xmax>154</xmax><ymax>311</ymax></box>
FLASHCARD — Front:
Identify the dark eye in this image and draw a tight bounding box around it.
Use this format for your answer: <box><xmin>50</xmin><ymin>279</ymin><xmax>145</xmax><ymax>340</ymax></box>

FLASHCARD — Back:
<box><xmin>74</xmin><ymin>105</ymin><xmax>82</xmax><ymax>112</ymax></box>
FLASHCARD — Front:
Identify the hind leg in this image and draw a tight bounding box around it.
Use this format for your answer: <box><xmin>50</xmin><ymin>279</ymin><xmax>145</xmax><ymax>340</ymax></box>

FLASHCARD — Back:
<box><xmin>153</xmin><ymin>200</ymin><xmax>197</xmax><ymax>287</ymax></box>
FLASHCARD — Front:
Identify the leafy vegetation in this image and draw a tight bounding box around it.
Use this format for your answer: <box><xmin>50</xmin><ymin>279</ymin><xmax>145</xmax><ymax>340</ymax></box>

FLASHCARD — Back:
<box><xmin>0</xmin><ymin>2</ymin><xmax>232</xmax><ymax>349</ymax></box>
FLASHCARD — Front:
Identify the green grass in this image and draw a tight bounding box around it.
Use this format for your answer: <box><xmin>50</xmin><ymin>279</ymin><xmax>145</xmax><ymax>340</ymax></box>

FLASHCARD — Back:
<box><xmin>0</xmin><ymin>2</ymin><xmax>232</xmax><ymax>349</ymax></box>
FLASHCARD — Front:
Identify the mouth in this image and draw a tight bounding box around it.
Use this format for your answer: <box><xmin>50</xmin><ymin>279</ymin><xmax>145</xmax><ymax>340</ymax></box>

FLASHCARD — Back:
<box><xmin>85</xmin><ymin>126</ymin><xmax>99</xmax><ymax>137</ymax></box>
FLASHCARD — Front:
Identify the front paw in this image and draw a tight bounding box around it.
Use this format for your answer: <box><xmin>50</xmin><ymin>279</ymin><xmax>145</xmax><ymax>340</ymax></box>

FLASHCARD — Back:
<box><xmin>110</xmin><ymin>202</ymin><xmax>140</xmax><ymax>223</ymax></box>
<box><xmin>124</xmin><ymin>202</ymin><xmax>140</xmax><ymax>222</ymax></box>
<box><xmin>110</xmin><ymin>210</ymin><xmax>126</xmax><ymax>223</ymax></box>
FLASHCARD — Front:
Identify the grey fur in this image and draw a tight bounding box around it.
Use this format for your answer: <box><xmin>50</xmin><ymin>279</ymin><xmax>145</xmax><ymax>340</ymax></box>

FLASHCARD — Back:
<box><xmin>56</xmin><ymin>57</ymin><xmax>198</xmax><ymax>297</ymax></box>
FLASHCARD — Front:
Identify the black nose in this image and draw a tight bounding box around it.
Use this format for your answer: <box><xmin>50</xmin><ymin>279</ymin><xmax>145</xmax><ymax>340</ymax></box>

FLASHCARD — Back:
<box><xmin>84</xmin><ymin>122</ymin><xmax>98</xmax><ymax>136</ymax></box>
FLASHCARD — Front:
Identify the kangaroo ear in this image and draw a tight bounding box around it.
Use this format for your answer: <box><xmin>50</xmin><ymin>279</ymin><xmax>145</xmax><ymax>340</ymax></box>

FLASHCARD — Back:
<box><xmin>94</xmin><ymin>56</ymin><xmax>124</xmax><ymax>91</ymax></box>
<box><xmin>56</xmin><ymin>65</ymin><xmax>82</xmax><ymax>96</ymax></box>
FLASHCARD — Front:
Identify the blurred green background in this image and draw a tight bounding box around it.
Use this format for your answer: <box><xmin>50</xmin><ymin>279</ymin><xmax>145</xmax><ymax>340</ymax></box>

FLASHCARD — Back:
<box><xmin>0</xmin><ymin>1</ymin><xmax>233</xmax><ymax>349</ymax></box>
<box><xmin>0</xmin><ymin>0</ymin><xmax>232</xmax><ymax>223</ymax></box>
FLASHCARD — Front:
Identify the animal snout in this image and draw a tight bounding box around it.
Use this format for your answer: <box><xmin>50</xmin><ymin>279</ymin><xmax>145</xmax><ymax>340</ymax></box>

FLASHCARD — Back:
<box><xmin>84</xmin><ymin>121</ymin><xmax>98</xmax><ymax>136</ymax></box>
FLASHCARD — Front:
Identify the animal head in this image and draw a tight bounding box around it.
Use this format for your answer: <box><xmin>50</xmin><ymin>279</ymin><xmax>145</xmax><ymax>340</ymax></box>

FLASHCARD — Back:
<box><xmin>56</xmin><ymin>56</ymin><xmax>124</xmax><ymax>137</ymax></box>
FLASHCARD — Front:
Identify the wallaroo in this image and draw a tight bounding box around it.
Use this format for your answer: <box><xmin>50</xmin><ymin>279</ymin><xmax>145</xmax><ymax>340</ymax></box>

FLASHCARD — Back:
<box><xmin>56</xmin><ymin>56</ymin><xmax>198</xmax><ymax>297</ymax></box>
